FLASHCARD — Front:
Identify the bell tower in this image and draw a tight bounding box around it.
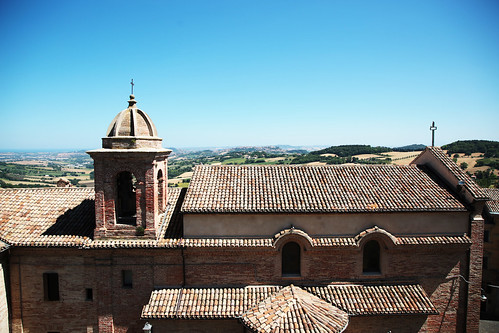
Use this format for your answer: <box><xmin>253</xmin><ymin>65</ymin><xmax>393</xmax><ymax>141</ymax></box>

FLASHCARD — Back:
<box><xmin>87</xmin><ymin>94</ymin><xmax>171</xmax><ymax>239</ymax></box>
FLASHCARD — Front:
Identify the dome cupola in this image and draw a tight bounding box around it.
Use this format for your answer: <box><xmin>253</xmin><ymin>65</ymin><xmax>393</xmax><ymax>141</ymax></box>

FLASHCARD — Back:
<box><xmin>102</xmin><ymin>94</ymin><xmax>162</xmax><ymax>149</ymax></box>
<box><xmin>87</xmin><ymin>91</ymin><xmax>171</xmax><ymax>239</ymax></box>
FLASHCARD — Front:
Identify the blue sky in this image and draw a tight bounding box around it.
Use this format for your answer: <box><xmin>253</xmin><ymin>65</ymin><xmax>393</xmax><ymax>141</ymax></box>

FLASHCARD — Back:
<box><xmin>1</xmin><ymin>0</ymin><xmax>498</xmax><ymax>150</ymax></box>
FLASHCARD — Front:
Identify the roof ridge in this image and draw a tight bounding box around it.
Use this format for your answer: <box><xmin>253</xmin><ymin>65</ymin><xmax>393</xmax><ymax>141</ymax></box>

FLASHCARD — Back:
<box><xmin>197</xmin><ymin>164</ymin><xmax>416</xmax><ymax>169</ymax></box>
<box><xmin>0</xmin><ymin>187</ymin><xmax>94</xmax><ymax>192</ymax></box>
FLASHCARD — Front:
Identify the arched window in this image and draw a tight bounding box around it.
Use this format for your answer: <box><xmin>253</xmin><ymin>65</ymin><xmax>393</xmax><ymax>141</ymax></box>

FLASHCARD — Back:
<box><xmin>157</xmin><ymin>169</ymin><xmax>164</xmax><ymax>210</ymax></box>
<box><xmin>282</xmin><ymin>242</ymin><xmax>301</xmax><ymax>276</ymax></box>
<box><xmin>116</xmin><ymin>171</ymin><xmax>136</xmax><ymax>224</ymax></box>
<box><xmin>363</xmin><ymin>240</ymin><xmax>381</xmax><ymax>274</ymax></box>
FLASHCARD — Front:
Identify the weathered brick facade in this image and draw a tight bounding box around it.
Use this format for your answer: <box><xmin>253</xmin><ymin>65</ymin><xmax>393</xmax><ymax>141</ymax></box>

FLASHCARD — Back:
<box><xmin>4</xmin><ymin>238</ymin><xmax>476</xmax><ymax>332</ymax></box>
<box><xmin>90</xmin><ymin>151</ymin><xmax>169</xmax><ymax>239</ymax></box>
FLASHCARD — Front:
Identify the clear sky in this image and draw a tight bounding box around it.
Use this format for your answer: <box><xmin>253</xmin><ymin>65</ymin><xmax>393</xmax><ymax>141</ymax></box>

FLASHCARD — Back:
<box><xmin>1</xmin><ymin>0</ymin><xmax>498</xmax><ymax>151</ymax></box>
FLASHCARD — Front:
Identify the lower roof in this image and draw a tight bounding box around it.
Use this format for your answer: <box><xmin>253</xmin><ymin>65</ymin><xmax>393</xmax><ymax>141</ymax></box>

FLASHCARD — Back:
<box><xmin>240</xmin><ymin>285</ymin><xmax>349</xmax><ymax>333</ymax></box>
<box><xmin>141</xmin><ymin>283</ymin><xmax>437</xmax><ymax>320</ymax></box>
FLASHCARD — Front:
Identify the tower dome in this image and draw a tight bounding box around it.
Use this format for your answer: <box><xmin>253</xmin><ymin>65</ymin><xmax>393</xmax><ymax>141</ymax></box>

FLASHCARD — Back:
<box><xmin>102</xmin><ymin>95</ymin><xmax>163</xmax><ymax>149</ymax></box>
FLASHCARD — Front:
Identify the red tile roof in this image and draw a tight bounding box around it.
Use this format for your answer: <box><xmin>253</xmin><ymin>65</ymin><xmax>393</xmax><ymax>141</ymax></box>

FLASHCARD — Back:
<box><xmin>395</xmin><ymin>235</ymin><xmax>471</xmax><ymax>245</ymax></box>
<box><xmin>0</xmin><ymin>187</ymin><xmax>184</xmax><ymax>248</ymax></box>
<box><xmin>241</xmin><ymin>285</ymin><xmax>349</xmax><ymax>333</ymax></box>
<box><xmin>412</xmin><ymin>147</ymin><xmax>488</xmax><ymax>200</ymax></box>
<box><xmin>0</xmin><ymin>188</ymin><xmax>470</xmax><ymax>249</ymax></box>
<box><xmin>484</xmin><ymin>188</ymin><xmax>499</xmax><ymax>214</ymax></box>
<box><xmin>141</xmin><ymin>284</ymin><xmax>436</xmax><ymax>321</ymax></box>
<box><xmin>0</xmin><ymin>187</ymin><xmax>95</xmax><ymax>247</ymax></box>
<box><xmin>182</xmin><ymin>164</ymin><xmax>466</xmax><ymax>213</ymax></box>
<box><xmin>304</xmin><ymin>284</ymin><xmax>436</xmax><ymax>316</ymax></box>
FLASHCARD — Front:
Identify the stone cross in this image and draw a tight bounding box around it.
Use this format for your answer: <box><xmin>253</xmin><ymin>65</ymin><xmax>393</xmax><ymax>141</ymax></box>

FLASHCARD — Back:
<box><xmin>131</xmin><ymin>79</ymin><xmax>134</xmax><ymax>95</ymax></box>
<box><xmin>430</xmin><ymin>121</ymin><xmax>437</xmax><ymax>147</ymax></box>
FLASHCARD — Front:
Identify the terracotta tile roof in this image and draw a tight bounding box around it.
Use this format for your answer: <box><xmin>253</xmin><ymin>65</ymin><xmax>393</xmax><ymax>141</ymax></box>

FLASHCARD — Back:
<box><xmin>0</xmin><ymin>187</ymin><xmax>184</xmax><ymax>248</ymax></box>
<box><xmin>353</xmin><ymin>225</ymin><xmax>471</xmax><ymax>246</ymax></box>
<box><xmin>395</xmin><ymin>235</ymin><xmax>471</xmax><ymax>245</ymax></box>
<box><xmin>160</xmin><ymin>188</ymin><xmax>186</xmax><ymax>239</ymax></box>
<box><xmin>141</xmin><ymin>284</ymin><xmax>436</xmax><ymax>321</ymax></box>
<box><xmin>0</xmin><ymin>187</ymin><xmax>470</xmax><ymax>249</ymax></box>
<box><xmin>412</xmin><ymin>147</ymin><xmax>488</xmax><ymax>200</ymax></box>
<box><xmin>181</xmin><ymin>238</ymin><xmax>273</xmax><ymax>247</ymax></box>
<box><xmin>0</xmin><ymin>187</ymin><xmax>95</xmax><ymax>247</ymax></box>
<box><xmin>484</xmin><ymin>188</ymin><xmax>499</xmax><ymax>214</ymax></box>
<box><xmin>142</xmin><ymin>286</ymin><xmax>280</xmax><ymax>319</ymax></box>
<box><xmin>182</xmin><ymin>164</ymin><xmax>466</xmax><ymax>213</ymax></box>
<box><xmin>241</xmin><ymin>285</ymin><xmax>348</xmax><ymax>333</ymax></box>
<box><xmin>304</xmin><ymin>284</ymin><xmax>437</xmax><ymax>316</ymax></box>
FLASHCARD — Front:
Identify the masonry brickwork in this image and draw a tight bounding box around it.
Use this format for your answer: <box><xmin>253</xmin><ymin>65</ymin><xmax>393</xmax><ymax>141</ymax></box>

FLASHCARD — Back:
<box><xmin>91</xmin><ymin>152</ymin><xmax>169</xmax><ymax>239</ymax></box>
<box><xmin>7</xmin><ymin>239</ymin><xmax>475</xmax><ymax>332</ymax></box>
<box><xmin>0</xmin><ymin>262</ymin><xmax>8</xmax><ymax>333</ymax></box>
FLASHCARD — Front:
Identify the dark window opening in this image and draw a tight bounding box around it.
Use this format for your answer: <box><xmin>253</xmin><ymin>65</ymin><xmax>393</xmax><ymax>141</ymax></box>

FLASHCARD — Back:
<box><xmin>117</xmin><ymin>172</ymin><xmax>137</xmax><ymax>225</ymax></box>
<box><xmin>43</xmin><ymin>273</ymin><xmax>60</xmax><ymax>301</ymax></box>
<box><xmin>122</xmin><ymin>270</ymin><xmax>133</xmax><ymax>288</ymax></box>
<box><xmin>85</xmin><ymin>288</ymin><xmax>93</xmax><ymax>301</ymax></box>
<box><xmin>484</xmin><ymin>256</ymin><xmax>489</xmax><ymax>270</ymax></box>
<box><xmin>282</xmin><ymin>242</ymin><xmax>301</xmax><ymax>276</ymax></box>
<box><xmin>484</xmin><ymin>230</ymin><xmax>490</xmax><ymax>243</ymax></box>
<box><xmin>157</xmin><ymin>169</ymin><xmax>164</xmax><ymax>210</ymax></box>
<box><xmin>363</xmin><ymin>240</ymin><xmax>381</xmax><ymax>274</ymax></box>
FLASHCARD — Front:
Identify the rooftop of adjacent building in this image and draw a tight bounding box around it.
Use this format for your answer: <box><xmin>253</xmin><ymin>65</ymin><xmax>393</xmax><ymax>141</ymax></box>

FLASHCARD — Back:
<box><xmin>484</xmin><ymin>188</ymin><xmax>499</xmax><ymax>214</ymax></box>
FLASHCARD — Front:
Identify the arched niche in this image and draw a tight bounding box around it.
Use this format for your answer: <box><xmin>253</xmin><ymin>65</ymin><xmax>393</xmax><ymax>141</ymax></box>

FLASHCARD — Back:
<box><xmin>282</xmin><ymin>241</ymin><xmax>301</xmax><ymax>276</ymax></box>
<box><xmin>362</xmin><ymin>240</ymin><xmax>381</xmax><ymax>274</ymax></box>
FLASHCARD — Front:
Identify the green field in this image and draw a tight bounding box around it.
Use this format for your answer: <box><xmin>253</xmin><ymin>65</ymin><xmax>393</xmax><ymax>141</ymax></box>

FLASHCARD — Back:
<box><xmin>0</xmin><ymin>161</ymin><xmax>92</xmax><ymax>188</ymax></box>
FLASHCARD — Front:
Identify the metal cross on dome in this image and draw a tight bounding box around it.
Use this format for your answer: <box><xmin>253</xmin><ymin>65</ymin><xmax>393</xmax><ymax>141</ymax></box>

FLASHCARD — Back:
<box><xmin>430</xmin><ymin>121</ymin><xmax>437</xmax><ymax>147</ymax></box>
<box><xmin>130</xmin><ymin>79</ymin><xmax>134</xmax><ymax>95</ymax></box>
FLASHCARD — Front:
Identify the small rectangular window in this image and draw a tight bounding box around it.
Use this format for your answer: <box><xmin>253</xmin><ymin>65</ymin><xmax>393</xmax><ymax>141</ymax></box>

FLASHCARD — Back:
<box><xmin>43</xmin><ymin>273</ymin><xmax>60</xmax><ymax>301</ymax></box>
<box><xmin>484</xmin><ymin>230</ymin><xmax>490</xmax><ymax>243</ymax></box>
<box><xmin>85</xmin><ymin>288</ymin><xmax>93</xmax><ymax>301</ymax></box>
<box><xmin>122</xmin><ymin>270</ymin><xmax>133</xmax><ymax>288</ymax></box>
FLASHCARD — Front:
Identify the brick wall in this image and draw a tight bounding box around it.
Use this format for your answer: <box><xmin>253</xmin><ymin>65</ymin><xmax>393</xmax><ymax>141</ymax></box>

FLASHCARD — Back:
<box><xmin>149</xmin><ymin>319</ymin><xmax>247</xmax><ymax>333</ymax></box>
<box><xmin>9</xmin><ymin>248</ymin><xmax>183</xmax><ymax>333</ymax></box>
<box><xmin>0</xmin><ymin>262</ymin><xmax>9</xmax><ymax>333</ymax></box>
<box><xmin>346</xmin><ymin>315</ymin><xmax>428</xmax><ymax>333</ymax></box>
<box><xmin>8</xmin><ymin>240</ymin><xmax>474</xmax><ymax>332</ymax></box>
<box><xmin>467</xmin><ymin>213</ymin><xmax>484</xmax><ymax>333</ymax></box>
<box><xmin>91</xmin><ymin>152</ymin><xmax>168</xmax><ymax>239</ymax></box>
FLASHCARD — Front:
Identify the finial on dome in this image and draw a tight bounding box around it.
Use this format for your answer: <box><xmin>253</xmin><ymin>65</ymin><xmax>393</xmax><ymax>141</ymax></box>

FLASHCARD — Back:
<box><xmin>128</xmin><ymin>79</ymin><xmax>137</xmax><ymax>107</ymax></box>
<box><xmin>128</xmin><ymin>94</ymin><xmax>137</xmax><ymax>107</ymax></box>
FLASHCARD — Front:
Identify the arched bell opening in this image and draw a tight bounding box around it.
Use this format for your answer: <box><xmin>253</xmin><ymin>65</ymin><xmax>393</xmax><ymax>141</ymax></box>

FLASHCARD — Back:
<box><xmin>116</xmin><ymin>171</ymin><xmax>137</xmax><ymax>225</ymax></box>
<box><xmin>157</xmin><ymin>169</ymin><xmax>165</xmax><ymax>211</ymax></box>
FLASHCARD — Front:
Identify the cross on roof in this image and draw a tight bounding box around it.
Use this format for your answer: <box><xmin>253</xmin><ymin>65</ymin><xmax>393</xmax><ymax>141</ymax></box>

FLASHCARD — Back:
<box><xmin>430</xmin><ymin>121</ymin><xmax>437</xmax><ymax>147</ymax></box>
<box><xmin>130</xmin><ymin>79</ymin><xmax>134</xmax><ymax>95</ymax></box>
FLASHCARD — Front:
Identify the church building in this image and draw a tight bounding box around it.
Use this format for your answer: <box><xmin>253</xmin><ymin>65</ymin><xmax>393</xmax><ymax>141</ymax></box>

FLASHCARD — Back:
<box><xmin>0</xmin><ymin>95</ymin><xmax>489</xmax><ymax>332</ymax></box>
